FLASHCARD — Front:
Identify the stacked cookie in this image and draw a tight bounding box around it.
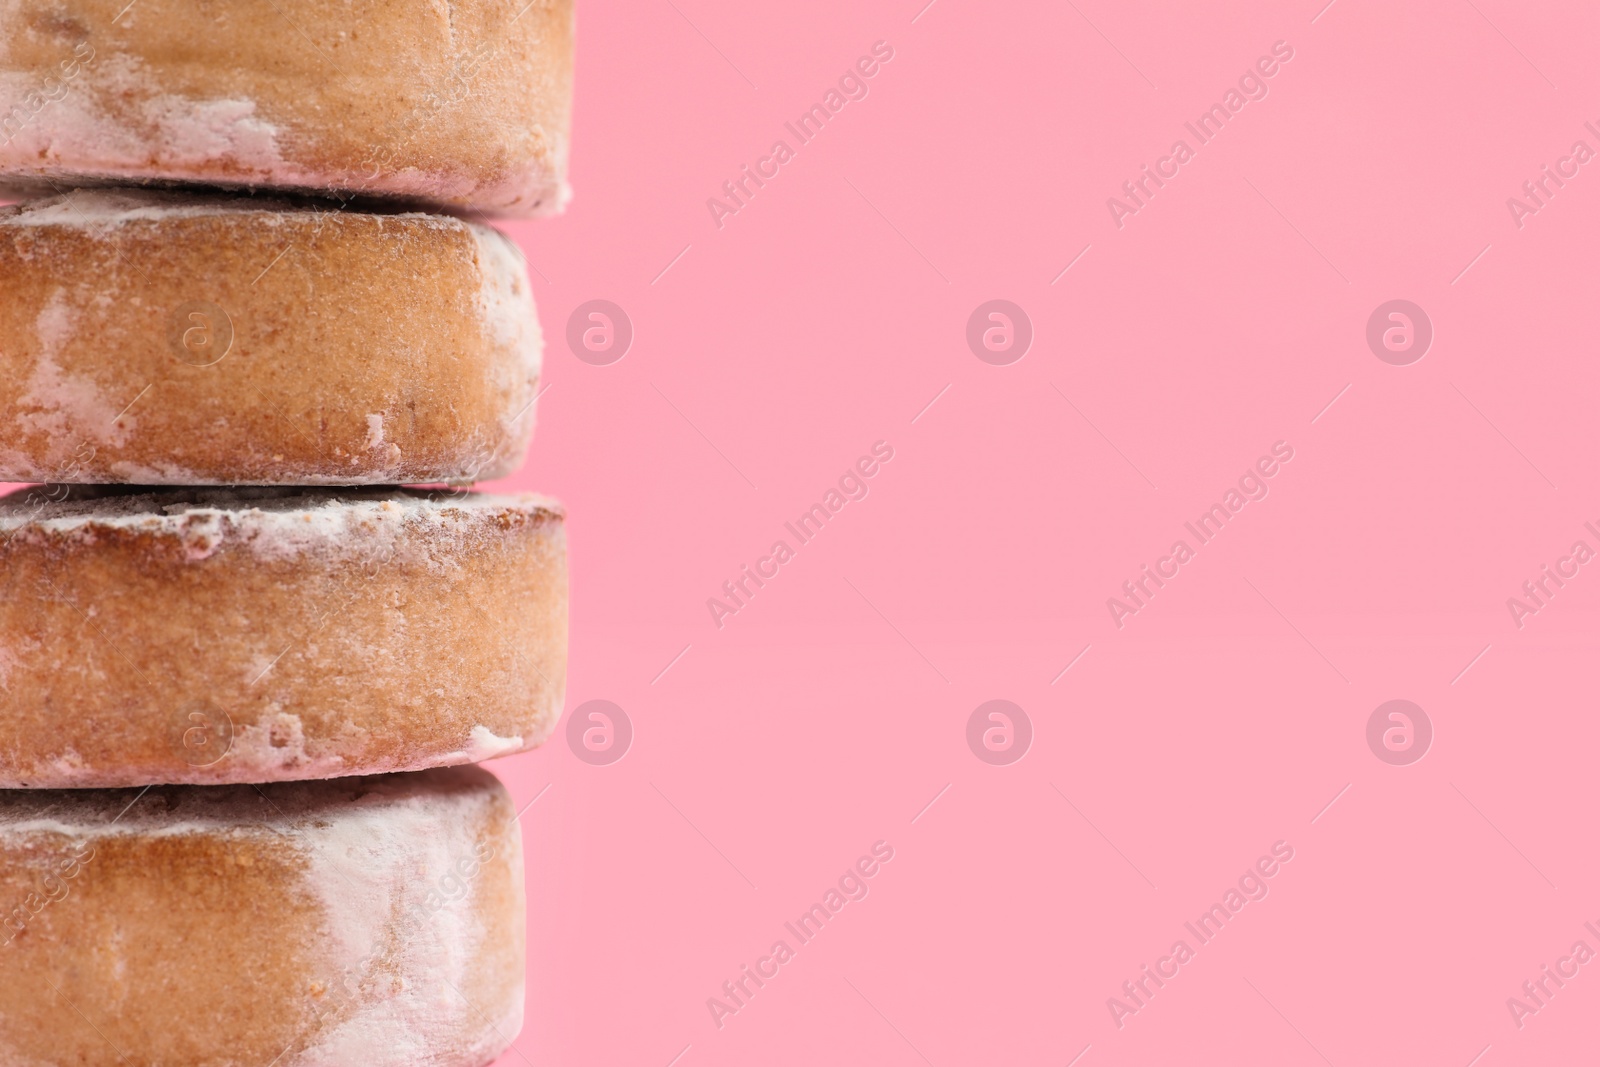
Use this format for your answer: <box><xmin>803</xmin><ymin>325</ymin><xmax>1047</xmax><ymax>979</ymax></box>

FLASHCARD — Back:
<box><xmin>0</xmin><ymin>3</ymin><xmax>571</xmax><ymax>1064</ymax></box>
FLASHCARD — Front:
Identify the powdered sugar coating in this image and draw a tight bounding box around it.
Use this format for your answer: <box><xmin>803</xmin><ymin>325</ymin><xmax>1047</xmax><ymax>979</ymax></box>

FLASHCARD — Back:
<box><xmin>0</xmin><ymin>191</ymin><xmax>544</xmax><ymax>485</ymax></box>
<box><xmin>0</xmin><ymin>485</ymin><xmax>568</xmax><ymax>788</ymax></box>
<box><xmin>0</xmin><ymin>767</ymin><xmax>526</xmax><ymax>1067</ymax></box>
<box><xmin>0</xmin><ymin>0</ymin><xmax>571</xmax><ymax>216</ymax></box>
<box><xmin>0</xmin><ymin>484</ymin><xmax>561</xmax><ymax>540</ymax></box>
<box><xmin>471</xmin><ymin>223</ymin><xmax>544</xmax><ymax>419</ymax></box>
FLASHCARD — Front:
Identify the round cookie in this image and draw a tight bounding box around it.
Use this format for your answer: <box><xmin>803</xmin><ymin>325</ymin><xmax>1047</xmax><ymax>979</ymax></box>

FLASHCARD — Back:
<box><xmin>0</xmin><ymin>765</ymin><xmax>526</xmax><ymax>1067</ymax></box>
<box><xmin>0</xmin><ymin>485</ymin><xmax>568</xmax><ymax>787</ymax></box>
<box><xmin>0</xmin><ymin>190</ymin><xmax>542</xmax><ymax>485</ymax></box>
<box><xmin>0</xmin><ymin>0</ymin><xmax>571</xmax><ymax>215</ymax></box>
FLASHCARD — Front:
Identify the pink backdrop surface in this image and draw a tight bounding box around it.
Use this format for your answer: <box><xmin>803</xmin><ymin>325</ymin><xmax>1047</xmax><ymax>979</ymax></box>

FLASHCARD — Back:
<box><xmin>387</xmin><ymin>0</ymin><xmax>1600</xmax><ymax>1062</ymax></box>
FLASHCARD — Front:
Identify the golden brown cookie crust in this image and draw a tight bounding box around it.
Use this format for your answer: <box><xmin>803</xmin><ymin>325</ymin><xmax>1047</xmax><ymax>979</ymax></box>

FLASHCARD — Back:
<box><xmin>0</xmin><ymin>0</ymin><xmax>572</xmax><ymax>215</ymax></box>
<box><xmin>0</xmin><ymin>190</ymin><xmax>542</xmax><ymax>485</ymax></box>
<box><xmin>0</xmin><ymin>766</ymin><xmax>526</xmax><ymax>1067</ymax></box>
<box><xmin>0</xmin><ymin>486</ymin><xmax>568</xmax><ymax>787</ymax></box>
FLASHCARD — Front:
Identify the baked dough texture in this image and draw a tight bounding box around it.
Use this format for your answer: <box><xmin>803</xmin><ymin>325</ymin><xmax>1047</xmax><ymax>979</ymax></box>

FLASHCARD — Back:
<box><xmin>0</xmin><ymin>765</ymin><xmax>526</xmax><ymax>1067</ymax></box>
<box><xmin>0</xmin><ymin>485</ymin><xmax>568</xmax><ymax>787</ymax></box>
<box><xmin>0</xmin><ymin>0</ymin><xmax>571</xmax><ymax>215</ymax></box>
<box><xmin>0</xmin><ymin>190</ymin><xmax>542</xmax><ymax>485</ymax></box>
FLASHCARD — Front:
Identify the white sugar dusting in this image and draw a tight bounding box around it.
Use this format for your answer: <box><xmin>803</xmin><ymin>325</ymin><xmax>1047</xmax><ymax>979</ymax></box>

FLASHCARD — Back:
<box><xmin>468</xmin><ymin>223</ymin><xmax>541</xmax><ymax>448</ymax></box>
<box><xmin>0</xmin><ymin>49</ymin><xmax>295</xmax><ymax>181</ymax></box>
<box><xmin>469</xmin><ymin>224</ymin><xmax>540</xmax><ymax>379</ymax></box>
<box><xmin>292</xmin><ymin>780</ymin><xmax>524</xmax><ymax>1067</ymax></box>
<box><xmin>0</xmin><ymin>487</ymin><xmax>563</xmax><ymax>563</ymax></box>
<box><xmin>142</xmin><ymin>94</ymin><xmax>282</xmax><ymax>165</ymax></box>
<box><xmin>14</xmin><ymin>289</ymin><xmax>130</xmax><ymax>462</ymax></box>
<box><xmin>101</xmin><ymin>457</ymin><xmax>213</xmax><ymax>484</ymax></box>
<box><xmin>0</xmin><ymin>60</ymin><xmax>564</xmax><ymax>212</ymax></box>
<box><xmin>34</xmin><ymin>291</ymin><xmax>73</xmax><ymax>352</ymax></box>
<box><xmin>0</xmin><ymin>769</ymin><xmax>524</xmax><ymax>1065</ymax></box>
<box><xmin>0</xmin><ymin>2</ymin><xmax>568</xmax><ymax>214</ymax></box>
<box><xmin>0</xmin><ymin>187</ymin><xmax>296</xmax><ymax>225</ymax></box>
<box><xmin>453</xmin><ymin>725</ymin><xmax>526</xmax><ymax>763</ymax></box>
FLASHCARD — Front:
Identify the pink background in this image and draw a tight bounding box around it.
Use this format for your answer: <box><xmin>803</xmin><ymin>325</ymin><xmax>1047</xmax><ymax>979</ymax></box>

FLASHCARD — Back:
<box><xmin>483</xmin><ymin>0</ymin><xmax>1600</xmax><ymax>1063</ymax></box>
